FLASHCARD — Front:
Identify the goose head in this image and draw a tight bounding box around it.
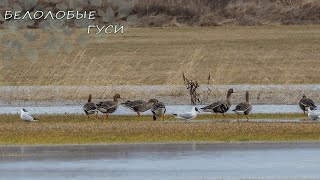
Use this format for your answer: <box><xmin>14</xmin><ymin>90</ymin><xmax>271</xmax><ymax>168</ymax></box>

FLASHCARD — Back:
<box><xmin>227</xmin><ymin>88</ymin><xmax>234</xmax><ymax>94</ymax></box>
<box><xmin>227</xmin><ymin>88</ymin><xmax>235</xmax><ymax>99</ymax></box>
<box><xmin>114</xmin><ymin>94</ymin><xmax>122</xmax><ymax>102</ymax></box>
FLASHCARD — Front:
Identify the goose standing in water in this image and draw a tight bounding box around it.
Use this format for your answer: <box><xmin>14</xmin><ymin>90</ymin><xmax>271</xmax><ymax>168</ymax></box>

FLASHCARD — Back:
<box><xmin>83</xmin><ymin>94</ymin><xmax>98</xmax><ymax>118</ymax></box>
<box><xmin>20</xmin><ymin>108</ymin><xmax>39</xmax><ymax>122</ymax></box>
<box><xmin>96</xmin><ymin>94</ymin><xmax>122</xmax><ymax>119</ymax></box>
<box><xmin>233</xmin><ymin>91</ymin><xmax>252</xmax><ymax>121</ymax></box>
<box><xmin>151</xmin><ymin>102</ymin><xmax>166</xmax><ymax>121</ymax></box>
<box><xmin>201</xmin><ymin>88</ymin><xmax>234</xmax><ymax>118</ymax></box>
<box><xmin>122</xmin><ymin>99</ymin><xmax>158</xmax><ymax>117</ymax></box>
<box><xmin>299</xmin><ymin>95</ymin><xmax>317</xmax><ymax>115</ymax></box>
<box><xmin>173</xmin><ymin>107</ymin><xmax>200</xmax><ymax>122</ymax></box>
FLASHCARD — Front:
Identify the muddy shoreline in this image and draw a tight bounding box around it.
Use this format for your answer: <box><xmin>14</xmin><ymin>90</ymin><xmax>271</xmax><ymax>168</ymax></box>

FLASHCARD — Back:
<box><xmin>0</xmin><ymin>84</ymin><xmax>319</xmax><ymax>106</ymax></box>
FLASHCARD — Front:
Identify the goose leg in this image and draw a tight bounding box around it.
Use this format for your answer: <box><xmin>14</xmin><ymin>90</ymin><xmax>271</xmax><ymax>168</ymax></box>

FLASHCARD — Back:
<box><xmin>105</xmin><ymin>113</ymin><xmax>109</xmax><ymax>119</ymax></box>
<box><xmin>137</xmin><ymin>112</ymin><xmax>141</xmax><ymax>118</ymax></box>
<box><xmin>214</xmin><ymin>113</ymin><xmax>217</xmax><ymax>119</ymax></box>
<box><xmin>246</xmin><ymin>115</ymin><xmax>249</xmax><ymax>121</ymax></box>
<box><xmin>237</xmin><ymin>114</ymin><xmax>240</xmax><ymax>122</ymax></box>
<box><xmin>222</xmin><ymin>113</ymin><xmax>226</xmax><ymax>118</ymax></box>
<box><xmin>95</xmin><ymin>112</ymin><xmax>99</xmax><ymax>119</ymax></box>
<box><xmin>162</xmin><ymin>115</ymin><xmax>165</xmax><ymax>121</ymax></box>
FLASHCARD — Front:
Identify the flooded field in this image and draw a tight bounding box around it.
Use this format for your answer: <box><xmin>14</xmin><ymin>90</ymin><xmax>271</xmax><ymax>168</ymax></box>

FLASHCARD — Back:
<box><xmin>0</xmin><ymin>84</ymin><xmax>318</xmax><ymax>116</ymax></box>
<box><xmin>1</xmin><ymin>143</ymin><xmax>320</xmax><ymax>179</ymax></box>
<box><xmin>0</xmin><ymin>104</ymin><xmax>302</xmax><ymax>115</ymax></box>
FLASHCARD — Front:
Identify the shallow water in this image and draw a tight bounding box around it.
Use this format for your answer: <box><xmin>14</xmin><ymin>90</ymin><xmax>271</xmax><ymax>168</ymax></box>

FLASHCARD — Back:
<box><xmin>0</xmin><ymin>104</ymin><xmax>303</xmax><ymax>115</ymax></box>
<box><xmin>1</xmin><ymin>143</ymin><xmax>320</xmax><ymax>179</ymax></box>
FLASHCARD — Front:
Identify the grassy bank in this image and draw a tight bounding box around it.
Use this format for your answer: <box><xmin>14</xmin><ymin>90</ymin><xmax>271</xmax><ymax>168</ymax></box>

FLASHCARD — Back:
<box><xmin>0</xmin><ymin>113</ymin><xmax>315</xmax><ymax>145</ymax></box>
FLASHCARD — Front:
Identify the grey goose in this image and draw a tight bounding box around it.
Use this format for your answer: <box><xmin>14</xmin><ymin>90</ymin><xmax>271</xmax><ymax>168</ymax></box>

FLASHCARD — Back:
<box><xmin>96</xmin><ymin>94</ymin><xmax>122</xmax><ymax>119</ymax></box>
<box><xmin>83</xmin><ymin>94</ymin><xmax>98</xmax><ymax>118</ymax></box>
<box><xmin>299</xmin><ymin>95</ymin><xmax>317</xmax><ymax>115</ymax></box>
<box><xmin>151</xmin><ymin>102</ymin><xmax>166</xmax><ymax>121</ymax></box>
<box><xmin>201</xmin><ymin>88</ymin><xmax>234</xmax><ymax>118</ymax></box>
<box><xmin>232</xmin><ymin>91</ymin><xmax>252</xmax><ymax>121</ymax></box>
<box><xmin>122</xmin><ymin>99</ymin><xmax>158</xmax><ymax>117</ymax></box>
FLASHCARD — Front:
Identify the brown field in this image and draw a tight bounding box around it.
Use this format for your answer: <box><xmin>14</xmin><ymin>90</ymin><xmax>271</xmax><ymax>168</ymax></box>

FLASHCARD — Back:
<box><xmin>1</xmin><ymin>25</ymin><xmax>320</xmax><ymax>86</ymax></box>
<box><xmin>0</xmin><ymin>114</ymin><xmax>317</xmax><ymax>145</ymax></box>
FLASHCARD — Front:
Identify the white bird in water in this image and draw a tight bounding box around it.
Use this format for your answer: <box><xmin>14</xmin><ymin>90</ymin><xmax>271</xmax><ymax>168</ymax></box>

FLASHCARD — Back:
<box><xmin>20</xmin><ymin>108</ymin><xmax>39</xmax><ymax>122</ymax></box>
<box><xmin>173</xmin><ymin>107</ymin><xmax>200</xmax><ymax>122</ymax></box>
<box><xmin>307</xmin><ymin>107</ymin><xmax>320</xmax><ymax>120</ymax></box>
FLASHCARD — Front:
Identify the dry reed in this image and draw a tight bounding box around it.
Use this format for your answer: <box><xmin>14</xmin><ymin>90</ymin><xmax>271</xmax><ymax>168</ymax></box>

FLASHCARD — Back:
<box><xmin>1</xmin><ymin>26</ymin><xmax>319</xmax><ymax>86</ymax></box>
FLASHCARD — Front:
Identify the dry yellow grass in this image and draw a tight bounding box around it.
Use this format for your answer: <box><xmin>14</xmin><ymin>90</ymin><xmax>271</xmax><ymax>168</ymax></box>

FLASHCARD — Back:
<box><xmin>0</xmin><ymin>25</ymin><xmax>320</xmax><ymax>86</ymax></box>
<box><xmin>0</xmin><ymin>114</ymin><xmax>315</xmax><ymax>144</ymax></box>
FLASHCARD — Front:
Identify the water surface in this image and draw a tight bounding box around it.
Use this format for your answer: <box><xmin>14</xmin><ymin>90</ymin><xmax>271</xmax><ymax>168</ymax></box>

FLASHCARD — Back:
<box><xmin>1</xmin><ymin>143</ymin><xmax>320</xmax><ymax>179</ymax></box>
<box><xmin>0</xmin><ymin>104</ymin><xmax>303</xmax><ymax>115</ymax></box>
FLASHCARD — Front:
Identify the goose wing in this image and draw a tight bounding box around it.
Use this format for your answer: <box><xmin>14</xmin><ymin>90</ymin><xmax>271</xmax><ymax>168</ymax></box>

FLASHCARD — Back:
<box><xmin>234</xmin><ymin>102</ymin><xmax>252</xmax><ymax>112</ymax></box>
<box><xmin>151</xmin><ymin>102</ymin><xmax>166</xmax><ymax>116</ymax></box>
<box><xmin>299</xmin><ymin>98</ymin><xmax>316</xmax><ymax>108</ymax></box>
<box><xmin>97</xmin><ymin>101</ymin><xmax>116</xmax><ymax>110</ymax></box>
<box><xmin>122</xmin><ymin>100</ymin><xmax>146</xmax><ymax>108</ymax></box>
<box><xmin>201</xmin><ymin>100</ymin><xmax>223</xmax><ymax>110</ymax></box>
<box><xmin>83</xmin><ymin>102</ymin><xmax>97</xmax><ymax>111</ymax></box>
<box><xmin>151</xmin><ymin>102</ymin><xmax>166</xmax><ymax>111</ymax></box>
<box><xmin>83</xmin><ymin>102</ymin><xmax>97</xmax><ymax>115</ymax></box>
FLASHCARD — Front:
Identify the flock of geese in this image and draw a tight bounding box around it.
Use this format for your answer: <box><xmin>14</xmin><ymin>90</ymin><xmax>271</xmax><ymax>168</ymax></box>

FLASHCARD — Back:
<box><xmin>20</xmin><ymin>88</ymin><xmax>319</xmax><ymax>122</ymax></box>
<box><xmin>81</xmin><ymin>88</ymin><xmax>319</xmax><ymax>121</ymax></box>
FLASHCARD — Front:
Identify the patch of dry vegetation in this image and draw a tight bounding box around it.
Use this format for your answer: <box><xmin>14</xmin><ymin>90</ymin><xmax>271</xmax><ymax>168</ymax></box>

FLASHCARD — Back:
<box><xmin>134</xmin><ymin>0</ymin><xmax>320</xmax><ymax>26</ymax></box>
<box><xmin>1</xmin><ymin>26</ymin><xmax>319</xmax><ymax>87</ymax></box>
<box><xmin>0</xmin><ymin>114</ymin><xmax>314</xmax><ymax>144</ymax></box>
